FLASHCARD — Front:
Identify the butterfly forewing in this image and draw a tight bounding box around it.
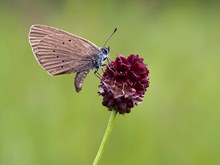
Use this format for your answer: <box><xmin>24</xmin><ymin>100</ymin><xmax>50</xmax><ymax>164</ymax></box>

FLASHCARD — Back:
<box><xmin>29</xmin><ymin>24</ymin><xmax>101</xmax><ymax>75</ymax></box>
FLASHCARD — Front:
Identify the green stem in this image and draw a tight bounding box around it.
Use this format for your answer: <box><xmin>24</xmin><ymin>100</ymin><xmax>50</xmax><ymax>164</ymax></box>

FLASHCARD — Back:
<box><xmin>93</xmin><ymin>110</ymin><xmax>118</xmax><ymax>165</ymax></box>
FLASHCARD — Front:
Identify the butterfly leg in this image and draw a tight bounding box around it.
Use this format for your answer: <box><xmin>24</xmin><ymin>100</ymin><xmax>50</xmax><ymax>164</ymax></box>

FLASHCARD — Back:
<box><xmin>100</xmin><ymin>63</ymin><xmax>109</xmax><ymax>73</ymax></box>
<box><xmin>94</xmin><ymin>69</ymin><xmax>101</xmax><ymax>79</ymax></box>
<box><xmin>107</xmin><ymin>57</ymin><xmax>113</xmax><ymax>64</ymax></box>
<box><xmin>101</xmin><ymin>65</ymin><xmax>106</xmax><ymax>73</ymax></box>
<box><xmin>101</xmin><ymin>67</ymin><xmax>105</xmax><ymax>73</ymax></box>
<box><xmin>107</xmin><ymin>56</ymin><xmax>113</xmax><ymax>61</ymax></box>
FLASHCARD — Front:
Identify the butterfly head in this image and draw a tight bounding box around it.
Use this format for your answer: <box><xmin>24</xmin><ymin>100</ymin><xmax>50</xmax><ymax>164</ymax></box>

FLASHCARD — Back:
<box><xmin>101</xmin><ymin>46</ymin><xmax>110</xmax><ymax>62</ymax></box>
<box><xmin>101</xmin><ymin>46</ymin><xmax>110</xmax><ymax>56</ymax></box>
<box><xmin>92</xmin><ymin>47</ymin><xmax>109</xmax><ymax>70</ymax></box>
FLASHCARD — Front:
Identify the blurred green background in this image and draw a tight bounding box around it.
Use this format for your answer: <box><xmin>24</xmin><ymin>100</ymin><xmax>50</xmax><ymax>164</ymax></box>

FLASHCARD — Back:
<box><xmin>0</xmin><ymin>0</ymin><xmax>220</xmax><ymax>164</ymax></box>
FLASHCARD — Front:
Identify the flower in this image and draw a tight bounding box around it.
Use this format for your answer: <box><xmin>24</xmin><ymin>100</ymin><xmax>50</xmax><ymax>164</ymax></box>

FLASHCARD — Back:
<box><xmin>99</xmin><ymin>54</ymin><xmax>149</xmax><ymax>114</ymax></box>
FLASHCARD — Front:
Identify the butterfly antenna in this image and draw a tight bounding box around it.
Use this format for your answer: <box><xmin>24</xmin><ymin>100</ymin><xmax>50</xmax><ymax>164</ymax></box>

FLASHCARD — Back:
<box><xmin>103</xmin><ymin>28</ymin><xmax>117</xmax><ymax>47</ymax></box>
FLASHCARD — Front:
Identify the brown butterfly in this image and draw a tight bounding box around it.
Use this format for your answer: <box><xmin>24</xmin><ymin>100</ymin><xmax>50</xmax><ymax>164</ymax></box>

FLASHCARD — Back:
<box><xmin>28</xmin><ymin>24</ymin><xmax>116</xmax><ymax>92</ymax></box>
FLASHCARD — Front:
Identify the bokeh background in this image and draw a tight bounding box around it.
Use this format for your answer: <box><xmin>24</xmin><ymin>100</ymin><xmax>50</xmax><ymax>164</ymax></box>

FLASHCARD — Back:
<box><xmin>0</xmin><ymin>0</ymin><xmax>220</xmax><ymax>164</ymax></box>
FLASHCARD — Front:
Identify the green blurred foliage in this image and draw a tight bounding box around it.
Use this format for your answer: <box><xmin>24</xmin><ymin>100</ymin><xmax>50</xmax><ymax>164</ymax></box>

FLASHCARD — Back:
<box><xmin>0</xmin><ymin>0</ymin><xmax>220</xmax><ymax>164</ymax></box>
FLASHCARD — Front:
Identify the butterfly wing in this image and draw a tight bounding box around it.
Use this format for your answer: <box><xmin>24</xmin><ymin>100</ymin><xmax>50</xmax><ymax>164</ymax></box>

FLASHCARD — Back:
<box><xmin>29</xmin><ymin>24</ymin><xmax>100</xmax><ymax>75</ymax></box>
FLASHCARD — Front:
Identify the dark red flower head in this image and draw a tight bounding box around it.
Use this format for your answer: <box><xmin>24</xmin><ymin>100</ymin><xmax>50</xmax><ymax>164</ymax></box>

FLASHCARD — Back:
<box><xmin>99</xmin><ymin>54</ymin><xmax>150</xmax><ymax>114</ymax></box>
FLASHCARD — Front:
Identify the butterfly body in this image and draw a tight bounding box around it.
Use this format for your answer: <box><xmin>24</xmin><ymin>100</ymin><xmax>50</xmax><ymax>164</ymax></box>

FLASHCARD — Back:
<box><xmin>28</xmin><ymin>24</ymin><xmax>110</xmax><ymax>92</ymax></box>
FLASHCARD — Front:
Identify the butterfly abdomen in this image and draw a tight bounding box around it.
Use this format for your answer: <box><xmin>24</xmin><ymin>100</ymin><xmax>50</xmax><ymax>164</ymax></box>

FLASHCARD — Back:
<box><xmin>74</xmin><ymin>71</ymin><xmax>89</xmax><ymax>92</ymax></box>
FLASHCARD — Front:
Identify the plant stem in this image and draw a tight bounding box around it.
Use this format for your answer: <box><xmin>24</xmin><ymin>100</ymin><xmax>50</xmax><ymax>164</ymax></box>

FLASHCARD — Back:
<box><xmin>93</xmin><ymin>110</ymin><xmax>118</xmax><ymax>165</ymax></box>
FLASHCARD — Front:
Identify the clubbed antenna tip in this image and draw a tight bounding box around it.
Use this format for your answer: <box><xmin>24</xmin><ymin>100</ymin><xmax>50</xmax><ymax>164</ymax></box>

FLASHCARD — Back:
<box><xmin>103</xmin><ymin>27</ymin><xmax>118</xmax><ymax>47</ymax></box>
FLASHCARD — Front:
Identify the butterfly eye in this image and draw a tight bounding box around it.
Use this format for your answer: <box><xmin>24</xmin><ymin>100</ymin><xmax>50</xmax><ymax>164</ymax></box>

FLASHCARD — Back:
<box><xmin>101</xmin><ymin>48</ymin><xmax>108</xmax><ymax>55</ymax></box>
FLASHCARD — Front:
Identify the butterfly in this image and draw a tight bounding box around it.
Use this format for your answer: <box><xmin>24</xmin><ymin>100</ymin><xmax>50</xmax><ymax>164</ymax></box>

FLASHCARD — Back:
<box><xmin>29</xmin><ymin>24</ymin><xmax>116</xmax><ymax>92</ymax></box>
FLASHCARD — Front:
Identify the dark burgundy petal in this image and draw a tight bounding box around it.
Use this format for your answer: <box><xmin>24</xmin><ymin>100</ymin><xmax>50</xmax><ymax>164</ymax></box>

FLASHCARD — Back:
<box><xmin>127</xmin><ymin>55</ymin><xmax>136</xmax><ymax>64</ymax></box>
<box><xmin>118</xmin><ymin>55</ymin><xmax>128</xmax><ymax>64</ymax></box>
<box><xmin>131</xmin><ymin>63</ymin><xmax>146</xmax><ymax>75</ymax></box>
<box><xmin>128</xmin><ymin>71</ymin><xmax>138</xmax><ymax>82</ymax></box>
